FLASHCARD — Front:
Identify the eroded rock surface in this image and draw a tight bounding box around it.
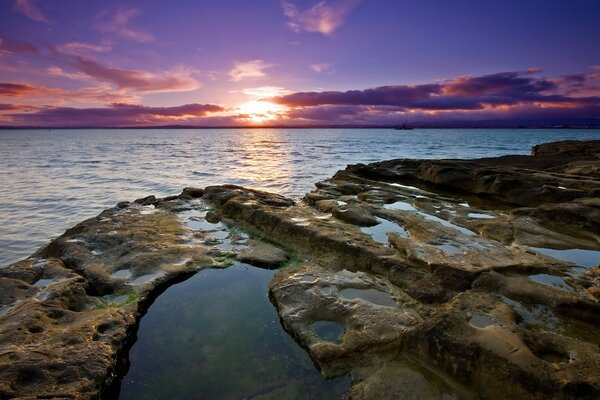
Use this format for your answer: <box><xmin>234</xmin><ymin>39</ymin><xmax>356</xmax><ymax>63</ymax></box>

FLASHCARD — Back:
<box><xmin>1</xmin><ymin>139</ymin><xmax>599</xmax><ymax>399</ymax></box>
<box><xmin>0</xmin><ymin>197</ymin><xmax>248</xmax><ymax>398</ymax></box>
<box><xmin>203</xmin><ymin>140</ymin><xmax>600</xmax><ymax>399</ymax></box>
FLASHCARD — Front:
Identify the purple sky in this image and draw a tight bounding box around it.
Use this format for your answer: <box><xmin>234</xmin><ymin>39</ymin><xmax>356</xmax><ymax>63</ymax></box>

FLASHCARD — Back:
<box><xmin>0</xmin><ymin>0</ymin><xmax>599</xmax><ymax>126</ymax></box>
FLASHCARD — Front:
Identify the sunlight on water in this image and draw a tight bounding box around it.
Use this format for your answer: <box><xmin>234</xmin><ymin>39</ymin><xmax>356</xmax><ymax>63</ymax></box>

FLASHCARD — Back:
<box><xmin>1</xmin><ymin>128</ymin><xmax>599</xmax><ymax>265</ymax></box>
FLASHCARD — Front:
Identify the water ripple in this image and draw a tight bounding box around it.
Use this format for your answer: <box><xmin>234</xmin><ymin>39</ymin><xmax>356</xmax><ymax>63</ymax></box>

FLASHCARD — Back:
<box><xmin>1</xmin><ymin>128</ymin><xmax>599</xmax><ymax>265</ymax></box>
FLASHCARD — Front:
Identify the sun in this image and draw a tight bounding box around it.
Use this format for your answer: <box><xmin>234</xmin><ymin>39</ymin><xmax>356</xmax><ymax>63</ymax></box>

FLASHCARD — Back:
<box><xmin>239</xmin><ymin>100</ymin><xmax>287</xmax><ymax>123</ymax></box>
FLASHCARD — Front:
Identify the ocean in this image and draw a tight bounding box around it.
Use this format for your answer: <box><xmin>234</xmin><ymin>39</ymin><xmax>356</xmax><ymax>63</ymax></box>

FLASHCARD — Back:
<box><xmin>1</xmin><ymin>128</ymin><xmax>599</xmax><ymax>266</ymax></box>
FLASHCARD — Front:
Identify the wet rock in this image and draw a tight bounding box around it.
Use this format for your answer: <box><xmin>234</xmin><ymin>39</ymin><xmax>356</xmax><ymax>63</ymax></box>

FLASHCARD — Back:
<box><xmin>181</xmin><ymin>187</ymin><xmax>204</xmax><ymax>198</ymax></box>
<box><xmin>204</xmin><ymin>210</ymin><xmax>221</xmax><ymax>223</ymax></box>
<box><xmin>2</xmin><ymin>139</ymin><xmax>599</xmax><ymax>399</ymax></box>
<box><xmin>238</xmin><ymin>239</ymin><xmax>289</xmax><ymax>269</ymax></box>
<box><xmin>0</xmin><ymin>197</ymin><xmax>217</xmax><ymax>398</ymax></box>
<box><xmin>333</xmin><ymin>205</ymin><xmax>379</xmax><ymax>226</ymax></box>
<box><xmin>133</xmin><ymin>195</ymin><xmax>157</xmax><ymax>205</ymax></box>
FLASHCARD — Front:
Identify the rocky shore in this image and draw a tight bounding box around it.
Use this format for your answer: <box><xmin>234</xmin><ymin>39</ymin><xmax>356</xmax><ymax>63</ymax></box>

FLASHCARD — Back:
<box><xmin>1</xmin><ymin>140</ymin><xmax>599</xmax><ymax>399</ymax></box>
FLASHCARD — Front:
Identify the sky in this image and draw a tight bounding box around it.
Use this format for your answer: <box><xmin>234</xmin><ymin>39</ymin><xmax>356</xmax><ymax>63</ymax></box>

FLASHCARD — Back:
<box><xmin>0</xmin><ymin>0</ymin><xmax>599</xmax><ymax>127</ymax></box>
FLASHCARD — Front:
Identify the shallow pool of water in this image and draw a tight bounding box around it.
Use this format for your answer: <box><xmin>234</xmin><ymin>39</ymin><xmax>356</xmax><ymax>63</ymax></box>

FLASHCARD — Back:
<box><xmin>360</xmin><ymin>217</ymin><xmax>407</xmax><ymax>244</ymax></box>
<box><xmin>384</xmin><ymin>200</ymin><xmax>418</xmax><ymax>212</ymax></box>
<box><xmin>528</xmin><ymin>274</ymin><xmax>572</xmax><ymax>291</ymax></box>
<box><xmin>417</xmin><ymin>212</ymin><xmax>476</xmax><ymax>236</ymax></box>
<box><xmin>531</xmin><ymin>247</ymin><xmax>599</xmax><ymax>268</ymax></box>
<box><xmin>311</xmin><ymin>321</ymin><xmax>345</xmax><ymax>344</ymax></box>
<box><xmin>118</xmin><ymin>263</ymin><xmax>349</xmax><ymax>400</ymax></box>
<box><xmin>340</xmin><ymin>287</ymin><xmax>398</xmax><ymax>308</ymax></box>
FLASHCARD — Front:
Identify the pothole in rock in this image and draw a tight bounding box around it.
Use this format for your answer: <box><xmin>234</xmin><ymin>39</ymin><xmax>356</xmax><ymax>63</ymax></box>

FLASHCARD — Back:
<box><xmin>0</xmin><ymin>304</ymin><xmax>14</xmax><ymax>316</ymax></box>
<box><xmin>500</xmin><ymin>296</ymin><xmax>562</xmax><ymax>333</ymax></box>
<box><xmin>528</xmin><ymin>274</ymin><xmax>572</xmax><ymax>292</ymax></box>
<box><xmin>340</xmin><ymin>288</ymin><xmax>398</xmax><ymax>308</ymax></box>
<box><xmin>292</xmin><ymin>274</ymin><xmax>316</xmax><ymax>283</ymax></box>
<box><xmin>468</xmin><ymin>312</ymin><xmax>502</xmax><ymax>329</ymax></box>
<box><xmin>310</xmin><ymin>321</ymin><xmax>345</xmax><ymax>344</ymax></box>
<box><xmin>430</xmin><ymin>241</ymin><xmax>463</xmax><ymax>255</ymax></box>
<box><xmin>384</xmin><ymin>200</ymin><xmax>417</xmax><ymax>212</ymax></box>
<box><xmin>467</xmin><ymin>212</ymin><xmax>495</xmax><ymax>219</ymax></box>
<box><xmin>111</xmin><ymin>269</ymin><xmax>163</xmax><ymax>285</ymax></box>
<box><xmin>32</xmin><ymin>278</ymin><xmax>56</xmax><ymax>287</ymax></box>
<box><xmin>529</xmin><ymin>247</ymin><xmax>600</xmax><ymax>269</ymax></box>
<box><xmin>112</xmin><ymin>269</ymin><xmax>133</xmax><ymax>279</ymax></box>
<box><xmin>361</xmin><ymin>217</ymin><xmax>407</xmax><ymax>245</ymax></box>
<box><xmin>130</xmin><ymin>273</ymin><xmax>161</xmax><ymax>285</ymax></box>
<box><xmin>417</xmin><ymin>212</ymin><xmax>476</xmax><ymax>236</ymax></box>
<box><xmin>88</xmin><ymin>289</ymin><xmax>139</xmax><ymax>309</ymax></box>
<box><xmin>387</xmin><ymin>183</ymin><xmax>428</xmax><ymax>193</ymax></box>
<box><xmin>120</xmin><ymin>264</ymin><xmax>350</xmax><ymax>399</ymax></box>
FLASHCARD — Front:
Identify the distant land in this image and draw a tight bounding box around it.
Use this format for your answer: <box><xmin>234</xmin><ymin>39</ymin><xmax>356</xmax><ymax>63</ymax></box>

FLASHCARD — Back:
<box><xmin>1</xmin><ymin>118</ymin><xmax>600</xmax><ymax>130</ymax></box>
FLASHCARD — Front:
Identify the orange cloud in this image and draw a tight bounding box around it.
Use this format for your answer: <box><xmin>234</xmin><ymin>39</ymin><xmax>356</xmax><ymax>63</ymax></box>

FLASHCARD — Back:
<box><xmin>0</xmin><ymin>82</ymin><xmax>42</xmax><ymax>97</ymax></box>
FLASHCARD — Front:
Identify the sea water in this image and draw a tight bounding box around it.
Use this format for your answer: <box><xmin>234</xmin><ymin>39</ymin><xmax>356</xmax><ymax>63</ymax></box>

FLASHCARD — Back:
<box><xmin>1</xmin><ymin>128</ymin><xmax>599</xmax><ymax>265</ymax></box>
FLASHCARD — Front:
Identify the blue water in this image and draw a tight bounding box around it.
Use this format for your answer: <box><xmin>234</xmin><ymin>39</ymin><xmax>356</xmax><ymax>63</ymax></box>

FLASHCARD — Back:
<box><xmin>1</xmin><ymin>128</ymin><xmax>599</xmax><ymax>265</ymax></box>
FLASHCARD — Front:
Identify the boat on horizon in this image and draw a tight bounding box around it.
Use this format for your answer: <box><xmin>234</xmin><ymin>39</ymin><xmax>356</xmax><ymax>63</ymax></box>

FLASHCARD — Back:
<box><xmin>394</xmin><ymin>120</ymin><xmax>414</xmax><ymax>130</ymax></box>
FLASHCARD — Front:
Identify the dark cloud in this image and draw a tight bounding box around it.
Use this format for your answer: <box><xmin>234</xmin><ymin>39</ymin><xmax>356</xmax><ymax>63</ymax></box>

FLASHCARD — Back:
<box><xmin>273</xmin><ymin>84</ymin><xmax>441</xmax><ymax>107</ymax></box>
<box><xmin>271</xmin><ymin>69</ymin><xmax>600</xmax><ymax>112</ymax></box>
<box><xmin>6</xmin><ymin>103</ymin><xmax>224</xmax><ymax>126</ymax></box>
<box><xmin>442</xmin><ymin>71</ymin><xmax>556</xmax><ymax>97</ymax></box>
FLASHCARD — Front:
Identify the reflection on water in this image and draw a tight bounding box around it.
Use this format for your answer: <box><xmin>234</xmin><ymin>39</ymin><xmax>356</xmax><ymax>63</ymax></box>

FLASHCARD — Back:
<box><xmin>531</xmin><ymin>247</ymin><xmax>599</xmax><ymax>268</ymax></box>
<box><xmin>119</xmin><ymin>263</ymin><xmax>350</xmax><ymax>400</ymax></box>
<box><xmin>361</xmin><ymin>217</ymin><xmax>408</xmax><ymax>244</ymax></box>
<box><xmin>1</xmin><ymin>128</ymin><xmax>599</xmax><ymax>265</ymax></box>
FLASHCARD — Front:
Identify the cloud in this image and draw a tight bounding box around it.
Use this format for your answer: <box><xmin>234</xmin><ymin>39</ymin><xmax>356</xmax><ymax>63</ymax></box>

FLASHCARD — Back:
<box><xmin>46</xmin><ymin>66</ymin><xmax>91</xmax><ymax>81</ymax></box>
<box><xmin>95</xmin><ymin>8</ymin><xmax>154</xmax><ymax>43</ymax></box>
<box><xmin>73</xmin><ymin>57</ymin><xmax>200</xmax><ymax>92</ymax></box>
<box><xmin>58</xmin><ymin>42</ymin><xmax>112</xmax><ymax>55</ymax></box>
<box><xmin>441</xmin><ymin>71</ymin><xmax>555</xmax><ymax>97</ymax></box>
<box><xmin>271</xmin><ymin>69</ymin><xmax>600</xmax><ymax>125</ymax></box>
<box><xmin>311</xmin><ymin>63</ymin><xmax>335</xmax><ymax>75</ymax></box>
<box><xmin>273</xmin><ymin>70</ymin><xmax>600</xmax><ymax>110</ymax></box>
<box><xmin>5</xmin><ymin>103</ymin><xmax>225</xmax><ymax>127</ymax></box>
<box><xmin>0</xmin><ymin>81</ymin><xmax>140</xmax><ymax>106</ymax></box>
<box><xmin>0</xmin><ymin>36</ymin><xmax>38</xmax><ymax>55</ymax></box>
<box><xmin>242</xmin><ymin>86</ymin><xmax>292</xmax><ymax>98</ymax></box>
<box><xmin>282</xmin><ymin>0</ymin><xmax>360</xmax><ymax>35</ymax></box>
<box><xmin>273</xmin><ymin>84</ymin><xmax>442</xmax><ymax>107</ymax></box>
<box><xmin>13</xmin><ymin>0</ymin><xmax>47</xmax><ymax>23</ymax></box>
<box><xmin>0</xmin><ymin>82</ymin><xmax>43</xmax><ymax>97</ymax></box>
<box><xmin>229</xmin><ymin>60</ymin><xmax>274</xmax><ymax>82</ymax></box>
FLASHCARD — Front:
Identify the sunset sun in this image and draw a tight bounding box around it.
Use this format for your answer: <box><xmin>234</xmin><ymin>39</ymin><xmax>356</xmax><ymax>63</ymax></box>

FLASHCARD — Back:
<box><xmin>238</xmin><ymin>100</ymin><xmax>287</xmax><ymax>123</ymax></box>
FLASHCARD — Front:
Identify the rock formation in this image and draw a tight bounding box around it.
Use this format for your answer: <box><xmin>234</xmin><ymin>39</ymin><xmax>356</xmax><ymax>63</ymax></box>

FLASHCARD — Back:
<box><xmin>0</xmin><ymin>140</ymin><xmax>598</xmax><ymax>399</ymax></box>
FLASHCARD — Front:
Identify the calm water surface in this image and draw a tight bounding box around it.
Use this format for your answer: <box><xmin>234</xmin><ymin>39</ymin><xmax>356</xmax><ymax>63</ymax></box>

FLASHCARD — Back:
<box><xmin>1</xmin><ymin>128</ymin><xmax>599</xmax><ymax>265</ymax></box>
<box><xmin>119</xmin><ymin>263</ymin><xmax>349</xmax><ymax>399</ymax></box>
